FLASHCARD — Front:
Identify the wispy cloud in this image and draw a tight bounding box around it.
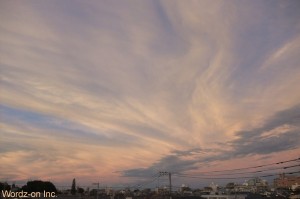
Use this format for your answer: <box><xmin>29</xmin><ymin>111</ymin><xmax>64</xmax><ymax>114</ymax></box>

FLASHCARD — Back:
<box><xmin>121</xmin><ymin>105</ymin><xmax>300</xmax><ymax>178</ymax></box>
<box><xmin>1</xmin><ymin>0</ymin><xmax>300</xmax><ymax>185</ymax></box>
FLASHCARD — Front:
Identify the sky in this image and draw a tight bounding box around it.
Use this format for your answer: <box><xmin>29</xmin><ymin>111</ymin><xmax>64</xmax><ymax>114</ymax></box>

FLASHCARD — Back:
<box><xmin>0</xmin><ymin>0</ymin><xmax>300</xmax><ymax>189</ymax></box>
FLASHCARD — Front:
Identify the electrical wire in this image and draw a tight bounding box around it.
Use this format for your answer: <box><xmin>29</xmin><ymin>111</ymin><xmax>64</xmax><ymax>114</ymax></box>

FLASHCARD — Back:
<box><xmin>134</xmin><ymin>176</ymin><xmax>160</xmax><ymax>189</ymax></box>
<box><xmin>174</xmin><ymin>157</ymin><xmax>300</xmax><ymax>174</ymax></box>
<box><xmin>173</xmin><ymin>171</ymin><xmax>300</xmax><ymax>180</ymax></box>
<box><xmin>12</xmin><ymin>157</ymin><xmax>299</xmax><ymax>189</ymax></box>
<box><xmin>175</xmin><ymin>164</ymin><xmax>300</xmax><ymax>177</ymax></box>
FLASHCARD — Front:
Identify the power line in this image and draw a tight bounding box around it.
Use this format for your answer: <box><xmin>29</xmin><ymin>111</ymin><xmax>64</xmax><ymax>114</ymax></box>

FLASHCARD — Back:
<box><xmin>175</xmin><ymin>157</ymin><xmax>300</xmax><ymax>175</ymax></box>
<box><xmin>134</xmin><ymin>176</ymin><xmax>160</xmax><ymax>189</ymax></box>
<box><xmin>9</xmin><ymin>157</ymin><xmax>300</xmax><ymax>189</ymax></box>
<box><xmin>173</xmin><ymin>171</ymin><xmax>300</xmax><ymax>180</ymax></box>
<box><xmin>176</xmin><ymin>164</ymin><xmax>300</xmax><ymax>177</ymax></box>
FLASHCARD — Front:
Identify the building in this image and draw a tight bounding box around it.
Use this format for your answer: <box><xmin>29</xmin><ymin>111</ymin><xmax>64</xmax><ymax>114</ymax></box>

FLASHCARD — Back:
<box><xmin>274</xmin><ymin>174</ymin><xmax>300</xmax><ymax>189</ymax></box>
<box><xmin>155</xmin><ymin>186</ymin><xmax>169</xmax><ymax>195</ymax></box>
<box><xmin>201</xmin><ymin>194</ymin><xmax>246</xmax><ymax>199</ymax></box>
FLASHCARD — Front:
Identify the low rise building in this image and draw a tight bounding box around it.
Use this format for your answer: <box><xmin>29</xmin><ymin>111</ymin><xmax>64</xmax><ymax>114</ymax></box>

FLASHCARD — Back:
<box><xmin>274</xmin><ymin>174</ymin><xmax>300</xmax><ymax>189</ymax></box>
<box><xmin>201</xmin><ymin>194</ymin><xmax>246</xmax><ymax>199</ymax></box>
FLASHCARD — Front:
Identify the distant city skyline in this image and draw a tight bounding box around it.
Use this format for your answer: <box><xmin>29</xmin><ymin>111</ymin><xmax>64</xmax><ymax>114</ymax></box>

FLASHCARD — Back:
<box><xmin>0</xmin><ymin>0</ymin><xmax>300</xmax><ymax>188</ymax></box>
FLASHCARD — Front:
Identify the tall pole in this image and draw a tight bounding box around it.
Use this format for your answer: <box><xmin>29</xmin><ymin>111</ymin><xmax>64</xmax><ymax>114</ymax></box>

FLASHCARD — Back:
<box><xmin>92</xmin><ymin>182</ymin><xmax>99</xmax><ymax>199</ymax></box>
<box><xmin>159</xmin><ymin>171</ymin><xmax>172</xmax><ymax>198</ymax></box>
<box><xmin>169</xmin><ymin>172</ymin><xmax>172</xmax><ymax>199</ymax></box>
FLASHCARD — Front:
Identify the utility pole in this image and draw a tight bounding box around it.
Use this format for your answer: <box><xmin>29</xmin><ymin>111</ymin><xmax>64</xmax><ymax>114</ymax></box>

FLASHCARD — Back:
<box><xmin>159</xmin><ymin>171</ymin><xmax>172</xmax><ymax>199</ymax></box>
<box><xmin>92</xmin><ymin>182</ymin><xmax>100</xmax><ymax>199</ymax></box>
<box><xmin>169</xmin><ymin>172</ymin><xmax>172</xmax><ymax>198</ymax></box>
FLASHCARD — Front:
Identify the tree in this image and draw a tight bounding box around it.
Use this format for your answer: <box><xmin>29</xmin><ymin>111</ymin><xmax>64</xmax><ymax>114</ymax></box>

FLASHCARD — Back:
<box><xmin>21</xmin><ymin>180</ymin><xmax>57</xmax><ymax>194</ymax></box>
<box><xmin>71</xmin><ymin>178</ymin><xmax>76</xmax><ymax>195</ymax></box>
<box><xmin>77</xmin><ymin>187</ymin><xmax>84</xmax><ymax>194</ymax></box>
<box><xmin>0</xmin><ymin>182</ymin><xmax>11</xmax><ymax>191</ymax></box>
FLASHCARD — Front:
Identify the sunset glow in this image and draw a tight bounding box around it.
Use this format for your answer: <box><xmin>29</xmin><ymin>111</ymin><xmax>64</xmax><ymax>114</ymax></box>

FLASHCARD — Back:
<box><xmin>1</xmin><ymin>0</ymin><xmax>300</xmax><ymax>188</ymax></box>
